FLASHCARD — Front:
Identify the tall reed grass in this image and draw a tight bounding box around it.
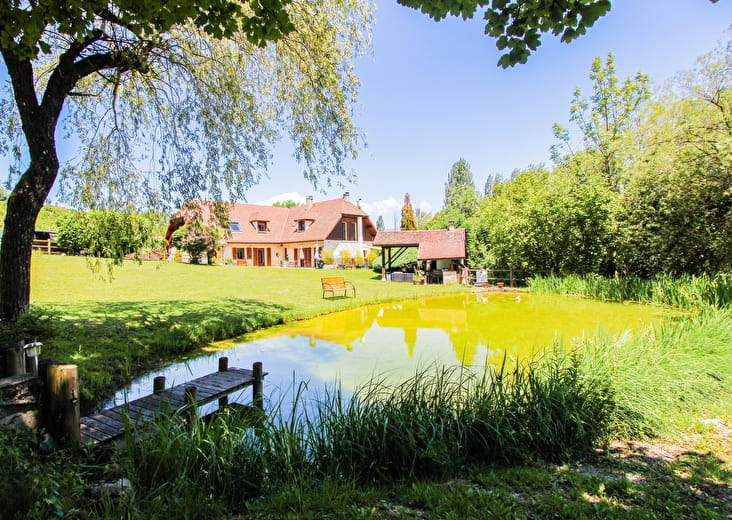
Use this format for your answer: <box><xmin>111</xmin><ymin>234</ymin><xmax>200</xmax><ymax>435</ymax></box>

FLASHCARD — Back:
<box><xmin>528</xmin><ymin>273</ymin><xmax>732</xmax><ymax>310</ymax></box>
<box><xmin>105</xmin><ymin>353</ymin><xmax>614</xmax><ymax>517</ymax></box>
<box><xmin>579</xmin><ymin>308</ymin><xmax>732</xmax><ymax>438</ymax></box>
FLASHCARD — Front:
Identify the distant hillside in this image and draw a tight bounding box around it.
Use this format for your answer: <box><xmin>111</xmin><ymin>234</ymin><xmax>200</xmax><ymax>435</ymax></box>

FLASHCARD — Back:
<box><xmin>0</xmin><ymin>201</ymin><xmax>77</xmax><ymax>231</ymax></box>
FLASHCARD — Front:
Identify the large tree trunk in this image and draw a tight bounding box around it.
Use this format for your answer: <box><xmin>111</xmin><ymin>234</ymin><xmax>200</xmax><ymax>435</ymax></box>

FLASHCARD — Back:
<box><xmin>0</xmin><ymin>153</ymin><xmax>59</xmax><ymax>323</ymax></box>
<box><xmin>1</xmin><ymin>42</ymin><xmax>144</xmax><ymax>323</ymax></box>
<box><xmin>1</xmin><ymin>199</ymin><xmax>39</xmax><ymax>321</ymax></box>
<box><xmin>0</xmin><ymin>51</ymin><xmax>61</xmax><ymax>323</ymax></box>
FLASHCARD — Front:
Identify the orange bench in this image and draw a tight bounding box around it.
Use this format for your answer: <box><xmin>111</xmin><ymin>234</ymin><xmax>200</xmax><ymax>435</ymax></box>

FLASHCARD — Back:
<box><xmin>321</xmin><ymin>276</ymin><xmax>356</xmax><ymax>298</ymax></box>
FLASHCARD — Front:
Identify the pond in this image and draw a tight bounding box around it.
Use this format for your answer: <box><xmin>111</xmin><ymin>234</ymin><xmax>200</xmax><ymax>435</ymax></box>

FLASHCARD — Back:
<box><xmin>107</xmin><ymin>292</ymin><xmax>673</xmax><ymax>410</ymax></box>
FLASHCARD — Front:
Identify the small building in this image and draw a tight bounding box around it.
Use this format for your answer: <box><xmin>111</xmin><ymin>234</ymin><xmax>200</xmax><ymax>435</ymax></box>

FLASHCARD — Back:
<box><xmin>373</xmin><ymin>224</ymin><xmax>467</xmax><ymax>284</ymax></box>
<box><xmin>166</xmin><ymin>193</ymin><xmax>377</xmax><ymax>267</ymax></box>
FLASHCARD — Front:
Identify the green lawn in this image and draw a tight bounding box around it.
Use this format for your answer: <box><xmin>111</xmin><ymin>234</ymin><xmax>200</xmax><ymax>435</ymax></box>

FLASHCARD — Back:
<box><xmin>28</xmin><ymin>254</ymin><xmax>467</xmax><ymax>403</ymax></box>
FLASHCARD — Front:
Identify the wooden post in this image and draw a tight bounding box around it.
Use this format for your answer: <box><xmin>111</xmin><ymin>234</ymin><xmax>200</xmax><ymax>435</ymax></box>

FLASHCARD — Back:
<box><xmin>6</xmin><ymin>341</ymin><xmax>25</xmax><ymax>376</ymax></box>
<box><xmin>45</xmin><ymin>364</ymin><xmax>80</xmax><ymax>448</ymax></box>
<box><xmin>218</xmin><ymin>357</ymin><xmax>229</xmax><ymax>408</ymax></box>
<box><xmin>153</xmin><ymin>376</ymin><xmax>166</xmax><ymax>394</ymax></box>
<box><xmin>252</xmin><ymin>362</ymin><xmax>263</xmax><ymax>410</ymax></box>
<box><xmin>184</xmin><ymin>385</ymin><xmax>198</xmax><ymax>429</ymax></box>
<box><xmin>510</xmin><ymin>269</ymin><xmax>515</xmax><ymax>287</ymax></box>
<box><xmin>218</xmin><ymin>357</ymin><xmax>229</xmax><ymax>372</ymax></box>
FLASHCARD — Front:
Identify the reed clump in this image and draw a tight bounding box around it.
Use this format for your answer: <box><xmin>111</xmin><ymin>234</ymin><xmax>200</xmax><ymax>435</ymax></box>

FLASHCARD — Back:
<box><xmin>528</xmin><ymin>273</ymin><xmax>732</xmax><ymax>310</ymax></box>
<box><xmin>106</xmin><ymin>352</ymin><xmax>613</xmax><ymax>517</ymax></box>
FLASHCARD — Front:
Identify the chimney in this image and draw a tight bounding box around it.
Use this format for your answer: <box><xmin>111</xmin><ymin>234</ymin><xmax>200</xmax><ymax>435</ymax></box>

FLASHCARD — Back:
<box><xmin>356</xmin><ymin>198</ymin><xmax>362</xmax><ymax>209</ymax></box>
<box><xmin>306</xmin><ymin>196</ymin><xmax>313</xmax><ymax>211</ymax></box>
<box><xmin>448</xmin><ymin>220</ymin><xmax>455</xmax><ymax>231</ymax></box>
<box><xmin>343</xmin><ymin>191</ymin><xmax>350</xmax><ymax>202</ymax></box>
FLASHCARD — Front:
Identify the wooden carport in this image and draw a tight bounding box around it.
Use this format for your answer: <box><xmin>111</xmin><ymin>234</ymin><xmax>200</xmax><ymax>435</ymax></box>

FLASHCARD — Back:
<box><xmin>373</xmin><ymin>228</ymin><xmax>467</xmax><ymax>283</ymax></box>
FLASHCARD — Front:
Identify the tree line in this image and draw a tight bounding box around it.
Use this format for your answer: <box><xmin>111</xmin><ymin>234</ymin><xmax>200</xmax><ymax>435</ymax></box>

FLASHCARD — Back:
<box><xmin>425</xmin><ymin>41</ymin><xmax>731</xmax><ymax>278</ymax></box>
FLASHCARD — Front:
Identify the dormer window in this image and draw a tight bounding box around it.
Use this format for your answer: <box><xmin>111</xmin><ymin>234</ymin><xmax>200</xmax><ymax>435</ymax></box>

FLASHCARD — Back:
<box><xmin>251</xmin><ymin>220</ymin><xmax>269</xmax><ymax>233</ymax></box>
<box><xmin>295</xmin><ymin>219</ymin><xmax>313</xmax><ymax>232</ymax></box>
<box><xmin>230</xmin><ymin>221</ymin><xmax>241</xmax><ymax>232</ymax></box>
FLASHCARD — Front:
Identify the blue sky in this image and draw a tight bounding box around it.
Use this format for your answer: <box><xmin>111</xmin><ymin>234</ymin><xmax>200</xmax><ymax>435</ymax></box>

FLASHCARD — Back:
<box><xmin>246</xmin><ymin>0</ymin><xmax>731</xmax><ymax>229</ymax></box>
<box><xmin>2</xmin><ymin>1</ymin><xmax>731</xmax><ymax>230</ymax></box>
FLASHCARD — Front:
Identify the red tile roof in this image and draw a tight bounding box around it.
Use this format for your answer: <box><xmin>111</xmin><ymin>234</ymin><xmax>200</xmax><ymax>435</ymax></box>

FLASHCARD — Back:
<box><xmin>171</xmin><ymin>198</ymin><xmax>376</xmax><ymax>244</ymax></box>
<box><xmin>373</xmin><ymin>229</ymin><xmax>466</xmax><ymax>260</ymax></box>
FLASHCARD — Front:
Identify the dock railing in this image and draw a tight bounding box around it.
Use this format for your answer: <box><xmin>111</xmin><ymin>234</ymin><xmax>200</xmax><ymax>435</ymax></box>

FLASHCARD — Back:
<box><xmin>53</xmin><ymin>357</ymin><xmax>266</xmax><ymax>447</ymax></box>
<box><xmin>468</xmin><ymin>269</ymin><xmax>540</xmax><ymax>287</ymax></box>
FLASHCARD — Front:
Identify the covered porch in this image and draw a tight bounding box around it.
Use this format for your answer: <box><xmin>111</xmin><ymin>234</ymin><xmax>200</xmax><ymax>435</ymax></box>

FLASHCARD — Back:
<box><xmin>373</xmin><ymin>227</ymin><xmax>468</xmax><ymax>285</ymax></box>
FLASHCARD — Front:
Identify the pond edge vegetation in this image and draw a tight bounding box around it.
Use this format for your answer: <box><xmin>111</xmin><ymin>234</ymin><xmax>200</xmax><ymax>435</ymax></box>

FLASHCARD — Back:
<box><xmin>2</xmin><ymin>271</ymin><xmax>730</xmax><ymax>518</ymax></box>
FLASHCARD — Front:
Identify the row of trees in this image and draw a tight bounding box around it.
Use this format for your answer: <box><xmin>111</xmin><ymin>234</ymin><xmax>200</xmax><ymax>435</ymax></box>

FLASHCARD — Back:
<box><xmin>55</xmin><ymin>209</ymin><xmax>226</xmax><ymax>265</ymax></box>
<box><xmin>426</xmin><ymin>41</ymin><xmax>731</xmax><ymax>277</ymax></box>
<box><xmin>56</xmin><ymin>211</ymin><xmax>164</xmax><ymax>260</ymax></box>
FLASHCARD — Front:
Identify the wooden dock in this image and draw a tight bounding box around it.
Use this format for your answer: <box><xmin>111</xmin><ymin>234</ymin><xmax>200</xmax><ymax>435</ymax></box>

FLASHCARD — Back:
<box><xmin>79</xmin><ymin>358</ymin><xmax>264</xmax><ymax>446</ymax></box>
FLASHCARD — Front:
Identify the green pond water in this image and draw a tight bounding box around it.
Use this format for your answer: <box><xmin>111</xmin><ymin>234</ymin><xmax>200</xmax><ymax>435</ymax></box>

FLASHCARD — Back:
<box><xmin>111</xmin><ymin>292</ymin><xmax>674</xmax><ymax>406</ymax></box>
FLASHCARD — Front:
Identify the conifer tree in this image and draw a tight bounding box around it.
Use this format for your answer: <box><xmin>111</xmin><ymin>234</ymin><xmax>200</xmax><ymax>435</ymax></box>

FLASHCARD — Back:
<box><xmin>400</xmin><ymin>193</ymin><xmax>417</xmax><ymax>231</ymax></box>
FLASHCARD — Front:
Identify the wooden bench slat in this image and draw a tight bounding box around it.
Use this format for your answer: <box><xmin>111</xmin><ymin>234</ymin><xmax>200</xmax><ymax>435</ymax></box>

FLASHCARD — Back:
<box><xmin>321</xmin><ymin>276</ymin><xmax>356</xmax><ymax>298</ymax></box>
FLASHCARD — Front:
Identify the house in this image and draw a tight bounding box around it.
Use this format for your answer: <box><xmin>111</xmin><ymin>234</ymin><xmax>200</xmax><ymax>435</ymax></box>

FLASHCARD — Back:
<box><xmin>166</xmin><ymin>193</ymin><xmax>377</xmax><ymax>267</ymax></box>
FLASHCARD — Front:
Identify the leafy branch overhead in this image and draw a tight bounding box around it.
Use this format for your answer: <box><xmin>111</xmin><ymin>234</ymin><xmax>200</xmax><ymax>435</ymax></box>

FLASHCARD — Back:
<box><xmin>399</xmin><ymin>0</ymin><xmax>723</xmax><ymax>67</ymax></box>
<box><xmin>397</xmin><ymin>0</ymin><xmax>603</xmax><ymax>67</ymax></box>
<box><xmin>0</xmin><ymin>0</ymin><xmax>295</xmax><ymax>60</ymax></box>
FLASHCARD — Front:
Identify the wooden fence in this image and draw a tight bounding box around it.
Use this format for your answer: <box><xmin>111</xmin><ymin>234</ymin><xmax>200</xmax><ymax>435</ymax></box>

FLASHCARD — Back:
<box><xmin>32</xmin><ymin>238</ymin><xmax>66</xmax><ymax>255</ymax></box>
<box><xmin>467</xmin><ymin>269</ymin><xmax>536</xmax><ymax>287</ymax></box>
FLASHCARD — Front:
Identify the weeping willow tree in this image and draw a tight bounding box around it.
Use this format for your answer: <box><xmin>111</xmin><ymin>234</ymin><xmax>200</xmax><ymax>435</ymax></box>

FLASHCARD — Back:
<box><xmin>0</xmin><ymin>0</ymin><xmax>372</xmax><ymax>322</ymax></box>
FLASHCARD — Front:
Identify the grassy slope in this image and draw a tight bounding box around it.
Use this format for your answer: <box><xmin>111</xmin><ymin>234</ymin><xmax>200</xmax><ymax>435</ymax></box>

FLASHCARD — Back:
<box><xmin>0</xmin><ymin>201</ymin><xmax>76</xmax><ymax>231</ymax></box>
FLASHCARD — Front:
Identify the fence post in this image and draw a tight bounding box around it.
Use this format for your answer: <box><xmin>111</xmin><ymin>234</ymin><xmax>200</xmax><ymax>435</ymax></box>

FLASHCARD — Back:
<box><xmin>510</xmin><ymin>269</ymin><xmax>515</xmax><ymax>287</ymax></box>
<box><xmin>218</xmin><ymin>357</ymin><xmax>229</xmax><ymax>372</ymax></box>
<box><xmin>184</xmin><ymin>385</ymin><xmax>198</xmax><ymax>429</ymax></box>
<box><xmin>153</xmin><ymin>376</ymin><xmax>166</xmax><ymax>394</ymax></box>
<box><xmin>45</xmin><ymin>364</ymin><xmax>80</xmax><ymax>448</ymax></box>
<box><xmin>5</xmin><ymin>340</ymin><xmax>25</xmax><ymax>376</ymax></box>
<box><xmin>252</xmin><ymin>362</ymin><xmax>263</xmax><ymax>410</ymax></box>
<box><xmin>218</xmin><ymin>357</ymin><xmax>229</xmax><ymax>408</ymax></box>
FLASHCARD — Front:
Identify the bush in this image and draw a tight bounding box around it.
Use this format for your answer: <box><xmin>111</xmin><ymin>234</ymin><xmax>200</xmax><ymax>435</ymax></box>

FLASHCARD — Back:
<box><xmin>366</xmin><ymin>248</ymin><xmax>379</xmax><ymax>266</ymax></box>
<box><xmin>372</xmin><ymin>247</ymin><xmax>418</xmax><ymax>272</ymax></box>
<box><xmin>56</xmin><ymin>210</ymin><xmax>163</xmax><ymax>260</ymax></box>
<box><xmin>354</xmin><ymin>253</ymin><xmax>364</xmax><ymax>267</ymax></box>
<box><xmin>0</xmin><ymin>430</ymin><xmax>83</xmax><ymax>519</ymax></box>
<box><xmin>339</xmin><ymin>250</ymin><xmax>351</xmax><ymax>266</ymax></box>
<box><xmin>172</xmin><ymin>224</ymin><xmax>219</xmax><ymax>264</ymax></box>
<box><xmin>55</xmin><ymin>211</ymin><xmax>90</xmax><ymax>253</ymax></box>
<box><xmin>320</xmin><ymin>249</ymin><xmax>334</xmax><ymax>265</ymax></box>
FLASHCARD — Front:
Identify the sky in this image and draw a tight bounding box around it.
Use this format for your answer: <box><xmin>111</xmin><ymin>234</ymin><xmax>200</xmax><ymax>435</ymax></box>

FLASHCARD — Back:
<box><xmin>2</xmin><ymin>1</ymin><xmax>731</xmax><ymax>230</ymax></box>
<box><xmin>244</xmin><ymin>0</ymin><xmax>731</xmax><ymax>229</ymax></box>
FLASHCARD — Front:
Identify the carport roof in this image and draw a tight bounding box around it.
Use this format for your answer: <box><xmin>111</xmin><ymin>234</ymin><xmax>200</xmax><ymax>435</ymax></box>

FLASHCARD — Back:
<box><xmin>373</xmin><ymin>228</ymin><xmax>466</xmax><ymax>260</ymax></box>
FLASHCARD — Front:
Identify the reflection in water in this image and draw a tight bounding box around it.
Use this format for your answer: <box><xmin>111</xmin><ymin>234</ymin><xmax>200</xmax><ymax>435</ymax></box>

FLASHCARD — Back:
<box><xmin>109</xmin><ymin>293</ymin><xmax>672</xmax><ymax>409</ymax></box>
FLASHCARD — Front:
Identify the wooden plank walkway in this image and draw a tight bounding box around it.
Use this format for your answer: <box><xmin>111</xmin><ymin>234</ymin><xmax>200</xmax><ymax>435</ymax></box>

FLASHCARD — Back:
<box><xmin>80</xmin><ymin>361</ymin><xmax>264</xmax><ymax>446</ymax></box>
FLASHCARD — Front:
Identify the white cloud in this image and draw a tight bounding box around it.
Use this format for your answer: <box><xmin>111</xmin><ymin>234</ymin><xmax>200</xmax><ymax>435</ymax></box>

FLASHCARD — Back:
<box><xmin>360</xmin><ymin>197</ymin><xmax>400</xmax><ymax>218</ymax></box>
<box><xmin>417</xmin><ymin>200</ymin><xmax>433</xmax><ymax>213</ymax></box>
<box><xmin>254</xmin><ymin>192</ymin><xmax>307</xmax><ymax>206</ymax></box>
<box><xmin>359</xmin><ymin>197</ymin><xmax>402</xmax><ymax>230</ymax></box>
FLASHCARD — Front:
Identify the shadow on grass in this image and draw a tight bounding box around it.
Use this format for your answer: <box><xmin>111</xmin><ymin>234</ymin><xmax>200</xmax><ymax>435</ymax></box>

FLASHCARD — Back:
<box><xmin>386</xmin><ymin>441</ymin><xmax>732</xmax><ymax>519</ymax></box>
<box><xmin>31</xmin><ymin>299</ymin><xmax>291</xmax><ymax>410</ymax></box>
